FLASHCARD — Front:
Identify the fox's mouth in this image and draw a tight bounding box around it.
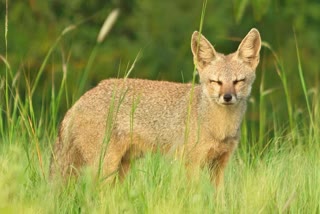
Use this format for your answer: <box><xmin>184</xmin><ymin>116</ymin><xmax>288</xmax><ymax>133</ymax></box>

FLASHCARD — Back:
<box><xmin>221</xmin><ymin>102</ymin><xmax>235</xmax><ymax>106</ymax></box>
<box><xmin>219</xmin><ymin>101</ymin><xmax>237</xmax><ymax>106</ymax></box>
<box><xmin>212</xmin><ymin>96</ymin><xmax>237</xmax><ymax>106</ymax></box>
<box><xmin>217</xmin><ymin>98</ymin><xmax>237</xmax><ymax>106</ymax></box>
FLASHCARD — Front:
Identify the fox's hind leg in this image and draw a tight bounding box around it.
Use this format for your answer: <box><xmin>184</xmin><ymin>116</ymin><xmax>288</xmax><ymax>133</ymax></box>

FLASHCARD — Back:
<box><xmin>119</xmin><ymin>153</ymin><xmax>131</xmax><ymax>181</ymax></box>
<box><xmin>101</xmin><ymin>133</ymin><xmax>139</xmax><ymax>183</ymax></box>
<box><xmin>101</xmin><ymin>133</ymin><xmax>148</xmax><ymax>183</ymax></box>
<box><xmin>50</xmin><ymin>138</ymin><xmax>86</xmax><ymax>180</ymax></box>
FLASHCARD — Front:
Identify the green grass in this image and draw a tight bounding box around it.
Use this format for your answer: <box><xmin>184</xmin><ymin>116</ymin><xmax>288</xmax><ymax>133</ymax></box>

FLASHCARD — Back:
<box><xmin>1</xmin><ymin>1</ymin><xmax>320</xmax><ymax>213</ymax></box>
<box><xmin>0</xmin><ymin>136</ymin><xmax>319</xmax><ymax>213</ymax></box>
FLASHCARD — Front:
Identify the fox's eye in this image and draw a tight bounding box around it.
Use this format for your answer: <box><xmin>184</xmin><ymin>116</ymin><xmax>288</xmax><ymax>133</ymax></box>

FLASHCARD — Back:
<box><xmin>233</xmin><ymin>78</ymin><xmax>245</xmax><ymax>85</ymax></box>
<box><xmin>210</xmin><ymin>80</ymin><xmax>222</xmax><ymax>86</ymax></box>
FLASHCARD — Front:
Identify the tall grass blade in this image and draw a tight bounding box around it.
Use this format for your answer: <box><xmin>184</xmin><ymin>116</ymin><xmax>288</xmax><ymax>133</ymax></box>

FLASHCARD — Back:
<box><xmin>294</xmin><ymin>31</ymin><xmax>314</xmax><ymax>132</ymax></box>
<box><xmin>184</xmin><ymin>0</ymin><xmax>207</xmax><ymax>145</ymax></box>
<box><xmin>124</xmin><ymin>50</ymin><xmax>142</xmax><ymax>79</ymax></box>
<box><xmin>262</xmin><ymin>41</ymin><xmax>294</xmax><ymax>131</ymax></box>
<box><xmin>31</xmin><ymin>25</ymin><xmax>76</xmax><ymax>97</ymax></box>
<box><xmin>258</xmin><ymin>57</ymin><xmax>266</xmax><ymax>148</ymax></box>
<box><xmin>78</xmin><ymin>9</ymin><xmax>120</xmax><ymax>97</ymax></box>
<box><xmin>77</xmin><ymin>45</ymin><xmax>98</xmax><ymax>97</ymax></box>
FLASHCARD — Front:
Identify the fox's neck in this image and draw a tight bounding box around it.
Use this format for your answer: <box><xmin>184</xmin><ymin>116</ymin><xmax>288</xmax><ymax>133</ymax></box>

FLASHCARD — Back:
<box><xmin>198</xmin><ymin>90</ymin><xmax>247</xmax><ymax>142</ymax></box>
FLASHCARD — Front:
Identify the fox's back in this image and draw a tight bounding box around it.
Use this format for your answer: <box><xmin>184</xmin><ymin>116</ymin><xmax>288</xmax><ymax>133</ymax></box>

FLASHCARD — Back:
<box><xmin>61</xmin><ymin>78</ymin><xmax>197</xmax><ymax>149</ymax></box>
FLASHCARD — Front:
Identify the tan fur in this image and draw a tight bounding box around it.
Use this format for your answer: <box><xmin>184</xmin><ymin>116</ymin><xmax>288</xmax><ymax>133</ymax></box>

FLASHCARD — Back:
<box><xmin>50</xmin><ymin>28</ymin><xmax>261</xmax><ymax>187</ymax></box>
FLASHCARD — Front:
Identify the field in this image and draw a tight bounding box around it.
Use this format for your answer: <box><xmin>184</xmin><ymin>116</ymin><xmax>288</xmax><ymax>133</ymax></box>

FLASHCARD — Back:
<box><xmin>1</xmin><ymin>136</ymin><xmax>319</xmax><ymax>213</ymax></box>
<box><xmin>1</xmin><ymin>0</ymin><xmax>320</xmax><ymax>213</ymax></box>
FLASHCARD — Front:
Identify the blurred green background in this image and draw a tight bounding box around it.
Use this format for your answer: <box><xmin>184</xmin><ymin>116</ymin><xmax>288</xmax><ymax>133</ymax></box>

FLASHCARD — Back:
<box><xmin>1</xmin><ymin>0</ymin><xmax>319</xmax><ymax>133</ymax></box>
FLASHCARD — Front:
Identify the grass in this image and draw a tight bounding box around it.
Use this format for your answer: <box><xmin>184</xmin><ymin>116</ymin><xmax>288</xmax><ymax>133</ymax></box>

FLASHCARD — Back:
<box><xmin>1</xmin><ymin>1</ymin><xmax>320</xmax><ymax>213</ymax></box>
<box><xmin>0</xmin><ymin>135</ymin><xmax>319</xmax><ymax>213</ymax></box>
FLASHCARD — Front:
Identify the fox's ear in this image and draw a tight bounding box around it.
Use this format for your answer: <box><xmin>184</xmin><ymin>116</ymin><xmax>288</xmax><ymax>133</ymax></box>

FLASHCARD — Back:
<box><xmin>237</xmin><ymin>28</ymin><xmax>261</xmax><ymax>70</ymax></box>
<box><xmin>191</xmin><ymin>31</ymin><xmax>217</xmax><ymax>71</ymax></box>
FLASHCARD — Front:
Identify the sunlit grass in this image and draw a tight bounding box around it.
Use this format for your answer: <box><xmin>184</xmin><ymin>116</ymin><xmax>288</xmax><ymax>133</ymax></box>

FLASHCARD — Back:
<box><xmin>1</xmin><ymin>134</ymin><xmax>319</xmax><ymax>213</ymax></box>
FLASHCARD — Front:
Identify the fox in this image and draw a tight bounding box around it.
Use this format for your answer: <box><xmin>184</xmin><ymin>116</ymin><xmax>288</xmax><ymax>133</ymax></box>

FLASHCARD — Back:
<box><xmin>50</xmin><ymin>28</ymin><xmax>261</xmax><ymax>187</ymax></box>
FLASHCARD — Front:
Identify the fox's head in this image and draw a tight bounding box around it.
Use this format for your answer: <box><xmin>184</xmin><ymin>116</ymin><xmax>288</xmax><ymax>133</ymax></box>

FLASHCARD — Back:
<box><xmin>191</xmin><ymin>28</ymin><xmax>261</xmax><ymax>106</ymax></box>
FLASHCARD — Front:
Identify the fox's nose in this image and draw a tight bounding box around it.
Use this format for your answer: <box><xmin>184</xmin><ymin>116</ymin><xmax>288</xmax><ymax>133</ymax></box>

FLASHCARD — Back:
<box><xmin>223</xmin><ymin>94</ymin><xmax>232</xmax><ymax>102</ymax></box>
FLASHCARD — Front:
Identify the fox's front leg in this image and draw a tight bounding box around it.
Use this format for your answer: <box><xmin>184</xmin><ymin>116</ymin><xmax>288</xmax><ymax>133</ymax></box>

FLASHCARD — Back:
<box><xmin>208</xmin><ymin>151</ymin><xmax>233</xmax><ymax>187</ymax></box>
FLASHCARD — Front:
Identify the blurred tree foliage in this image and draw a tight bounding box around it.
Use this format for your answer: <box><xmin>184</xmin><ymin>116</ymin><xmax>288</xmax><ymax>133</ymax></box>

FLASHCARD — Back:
<box><xmin>1</xmin><ymin>0</ymin><xmax>319</xmax><ymax>122</ymax></box>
